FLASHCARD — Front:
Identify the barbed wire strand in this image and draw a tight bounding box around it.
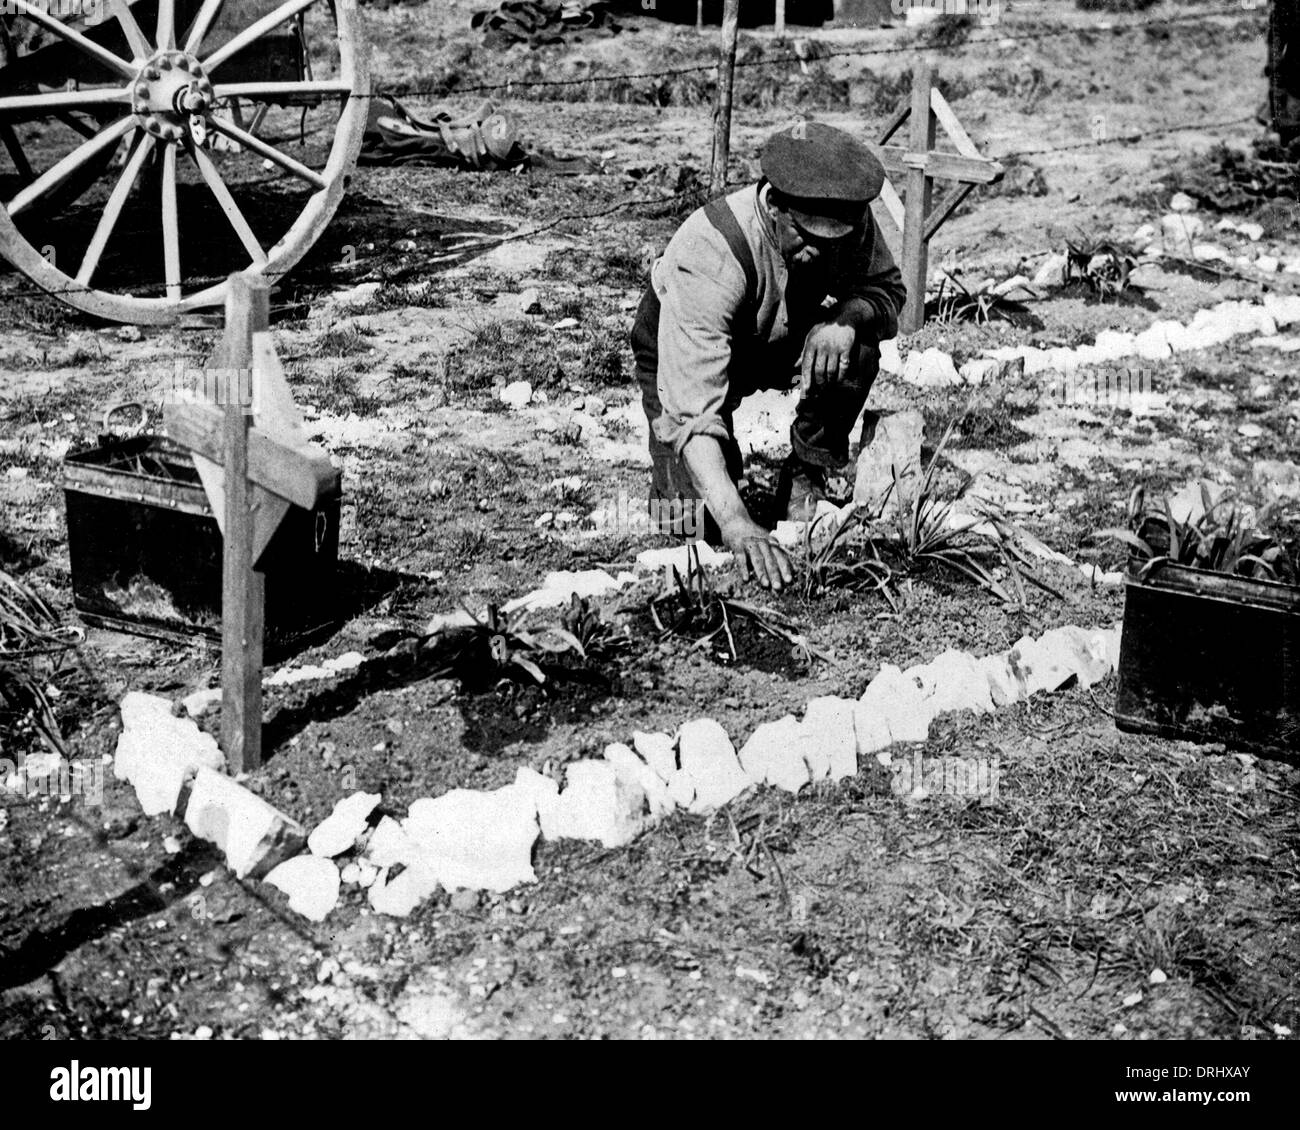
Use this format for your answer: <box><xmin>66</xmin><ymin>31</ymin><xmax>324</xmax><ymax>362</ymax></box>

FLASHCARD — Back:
<box><xmin>374</xmin><ymin>6</ymin><xmax>1260</xmax><ymax>101</ymax></box>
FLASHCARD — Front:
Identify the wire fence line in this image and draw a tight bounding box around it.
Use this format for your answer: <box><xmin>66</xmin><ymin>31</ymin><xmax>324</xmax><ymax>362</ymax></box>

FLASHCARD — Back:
<box><xmin>0</xmin><ymin>4</ymin><xmax>1274</xmax><ymax>303</ymax></box>
<box><xmin>374</xmin><ymin>5</ymin><xmax>1260</xmax><ymax>101</ymax></box>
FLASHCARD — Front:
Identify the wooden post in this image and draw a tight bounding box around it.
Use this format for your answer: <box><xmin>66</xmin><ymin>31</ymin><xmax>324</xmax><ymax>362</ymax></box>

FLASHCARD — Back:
<box><xmin>711</xmin><ymin>0</ymin><xmax>741</xmax><ymax>195</ymax></box>
<box><xmin>219</xmin><ymin>275</ymin><xmax>269</xmax><ymax>774</ymax></box>
<box><xmin>873</xmin><ymin>69</ymin><xmax>1003</xmax><ymax>335</ymax></box>
<box><xmin>900</xmin><ymin>62</ymin><xmax>934</xmax><ymax>336</ymax></box>
<box><xmin>697</xmin><ymin>0</ymin><xmax>704</xmax><ymax>33</ymax></box>
<box><xmin>775</xmin><ymin>0</ymin><xmax>785</xmax><ymax>36</ymax></box>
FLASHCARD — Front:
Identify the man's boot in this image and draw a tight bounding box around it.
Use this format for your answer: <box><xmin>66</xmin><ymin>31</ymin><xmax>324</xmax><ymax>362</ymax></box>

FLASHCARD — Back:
<box><xmin>775</xmin><ymin>453</ymin><xmax>829</xmax><ymax>522</ymax></box>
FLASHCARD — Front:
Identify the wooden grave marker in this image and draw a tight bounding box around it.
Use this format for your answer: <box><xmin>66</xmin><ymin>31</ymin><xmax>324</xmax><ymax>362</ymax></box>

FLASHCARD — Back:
<box><xmin>872</xmin><ymin>63</ymin><xmax>1005</xmax><ymax>334</ymax></box>
<box><xmin>163</xmin><ymin>274</ymin><xmax>334</xmax><ymax>773</ymax></box>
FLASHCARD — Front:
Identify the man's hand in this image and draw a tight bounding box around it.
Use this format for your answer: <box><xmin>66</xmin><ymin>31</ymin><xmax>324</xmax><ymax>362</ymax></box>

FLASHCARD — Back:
<box><xmin>800</xmin><ymin>321</ymin><xmax>857</xmax><ymax>395</ymax></box>
<box><xmin>719</xmin><ymin>516</ymin><xmax>795</xmax><ymax>591</ymax></box>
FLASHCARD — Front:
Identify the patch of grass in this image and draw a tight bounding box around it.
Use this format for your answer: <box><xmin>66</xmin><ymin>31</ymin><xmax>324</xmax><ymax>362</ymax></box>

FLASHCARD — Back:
<box><xmin>447</xmin><ymin>319</ymin><xmax>564</xmax><ymax>393</ymax></box>
<box><xmin>314</xmin><ymin>324</ymin><xmax>374</xmax><ymax>357</ymax></box>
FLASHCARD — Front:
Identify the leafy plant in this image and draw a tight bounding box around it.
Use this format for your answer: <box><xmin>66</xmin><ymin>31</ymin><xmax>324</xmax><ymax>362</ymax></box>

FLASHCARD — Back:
<box><xmin>1096</xmin><ymin>485</ymin><xmax>1296</xmax><ymax>582</ymax></box>
<box><xmin>1065</xmin><ymin>237</ymin><xmax>1138</xmax><ymax>299</ymax></box>
<box><xmin>799</xmin><ymin>422</ymin><xmax>1061</xmax><ymax>608</ymax></box>
<box><xmin>930</xmin><ymin>272</ymin><xmax>1031</xmax><ymax>326</ymax></box>
<box><xmin>559</xmin><ymin>593</ymin><xmax>630</xmax><ymax>662</ymax></box>
<box><xmin>0</xmin><ymin>568</ymin><xmax>80</xmax><ymax>757</ymax></box>
<box><xmin>648</xmin><ymin>545</ymin><xmax>826</xmax><ymax>665</ymax></box>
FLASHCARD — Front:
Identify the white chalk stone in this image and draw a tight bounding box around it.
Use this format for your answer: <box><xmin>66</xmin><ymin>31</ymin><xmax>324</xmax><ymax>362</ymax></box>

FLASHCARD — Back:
<box><xmin>513</xmin><ymin>766</ymin><xmax>561</xmax><ymax>838</ymax></box>
<box><xmin>264</xmin><ymin>855</ymin><xmax>341</xmax><ymax>922</ymax></box>
<box><xmin>739</xmin><ymin>715</ymin><xmax>809</xmax><ymax>793</ymax></box>
<box><xmin>335</xmin><ymin>281</ymin><xmax>381</xmax><ymax>306</ymax></box>
<box><xmin>368</xmin><ymin>863</ymin><xmax>441</xmax><ymax>917</ymax></box>
<box><xmin>1038</xmin><ymin>625</ymin><xmax>1112</xmax><ymax>689</ymax></box>
<box><xmin>503</xmin><ymin>569</ymin><xmax>634</xmax><ymax>613</ymax></box>
<box><xmin>901</xmin><ymin>347</ymin><xmax>962</xmax><ymax>388</ymax></box>
<box><xmin>632</xmin><ymin>730</ymin><xmax>677</xmax><ymax>783</ymax></box>
<box><xmin>604</xmin><ymin>742</ymin><xmax>674</xmax><ymax>819</ymax></box>
<box><xmin>906</xmin><ymin>649</ymin><xmax>996</xmax><ymax>715</ymax></box>
<box><xmin>500</xmin><ymin>380</ymin><xmax>533</xmax><ymax>409</ymax></box>
<box><xmin>802</xmin><ymin>696</ymin><xmax>858</xmax><ymax>782</ymax></box>
<box><xmin>959</xmin><ymin>358</ymin><xmax>998</xmax><ymax>385</ymax></box>
<box><xmin>264</xmin><ymin>650</ymin><xmax>365</xmax><ymax>688</ymax></box>
<box><xmin>340</xmin><ymin>860</ymin><xmax>379</xmax><ymax>887</ymax></box>
<box><xmin>182</xmin><ymin>688</ymin><xmax>222</xmax><ymax>718</ymax></box>
<box><xmin>184</xmin><ymin>768</ymin><xmax>306</xmax><ymax>880</ymax></box>
<box><xmin>1032</xmin><ymin>253</ymin><xmax>1068</xmax><ymax>288</ymax></box>
<box><xmin>851</xmin><ymin>701</ymin><xmax>893</xmax><ymax>756</ymax></box>
<box><xmin>404</xmin><ymin>785</ymin><xmax>540</xmax><ymax>892</ymax></box>
<box><xmin>1192</xmin><ymin>243</ymin><xmax>1231</xmax><ymax>263</ymax></box>
<box><xmin>634</xmin><ymin>543</ymin><xmax>733</xmax><ymax>574</ymax></box>
<box><xmin>1256</xmin><ymin>255</ymin><xmax>1280</xmax><ymax>273</ymax></box>
<box><xmin>308</xmin><ymin>791</ymin><xmax>381</xmax><ymax>858</ymax></box>
<box><xmin>678</xmin><ymin>718</ymin><xmax>750</xmax><ymax>813</ymax></box>
<box><xmin>1008</xmin><ymin>634</ymin><xmax>1075</xmax><ymax>696</ymax></box>
<box><xmin>878</xmin><ymin>338</ymin><xmax>902</xmax><ymax>375</ymax></box>
<box><xmin>1092</xmin><ymin>330</ymin><xmax>1136</xmax><ymax>363</ymax></box>
<box><xmin>1161</xmin><ymin>212</ymin><xmax>1203</xmax><ymax>255</ymax></box>
<box><xmin>548</xmin><ymin>760</ymin><xmax>646</xmax><ymax>847</ymax></box>
<box><xmin>114</xmin><ymin>692</ymin><xmax>224</xmax><ymax>816</ymax></box>
<box><xmin>667</xmin><ymin>768</ymin><xmax>696</xmax><ymax>809</ymax></box>
<box><xmin>1077</xmin><ymin>563</ymin><xmax>1125</xmax><ymax>587</ymax></box>
<box><xmin>1133</xmin><ymin>324</ymin><xmax>1173</xmax><ymax>360</ymax></box>
<box><xmin>363</xmin><ymin>814</ymin><xmax>415</xmax><ymax>868</ymax></box>
<box><xmin>1263</xmin><ymin>294</ymin><xmax>1300</xmax><ymax>328</ymax></box>
<box><xmin>855</xmin><ymin>410</ymin><xmax>923</xmax><ymax>513</ymax></box>
<box><xmin>858</xmin><ymin>663</ymin><xmax>932</xmax><ymax>742</ymax></box>
<box><xmin>979</xmin><ymin>652</ymin><xmax>1024</xmax><ymax>707</ymax></box>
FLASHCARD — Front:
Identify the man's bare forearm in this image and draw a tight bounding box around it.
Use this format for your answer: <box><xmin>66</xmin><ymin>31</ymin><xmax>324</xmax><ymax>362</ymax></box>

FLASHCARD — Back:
<box><xmin>681</xmin><ymin>434</ymin><xmax>748</xmax><ymax>529</ymax></box>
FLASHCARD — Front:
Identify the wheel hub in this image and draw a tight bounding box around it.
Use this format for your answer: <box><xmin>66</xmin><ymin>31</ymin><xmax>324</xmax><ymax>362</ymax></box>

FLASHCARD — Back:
<box><xmin>131</xmin><ymin>52</ymin><xmax>214</xmax><ymax>142</ymax></box>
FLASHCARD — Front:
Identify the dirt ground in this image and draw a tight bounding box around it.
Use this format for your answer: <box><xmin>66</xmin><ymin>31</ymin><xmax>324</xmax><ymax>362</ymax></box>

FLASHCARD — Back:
<box><xmin>1</xmin><ymin>2</ymin><xmax>1298</xmax><ymax>1040</ymax></box>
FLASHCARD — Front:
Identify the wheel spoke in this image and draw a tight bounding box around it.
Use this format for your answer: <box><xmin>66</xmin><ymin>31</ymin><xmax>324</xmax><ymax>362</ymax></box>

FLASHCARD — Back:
<box><xmin>76</xmin><ymin>133</ymin><xmax>155</xmax><ymax>286</ymax></box>
<box><xmin>5</xmin><ymin>0</ymin><xmax>137</xmax><ymax>81</ymax></box>
<box><xmin>0</xmin><ymin>88</ymin><xmax>131</xmax><ymax>115</ymax></box>
<box><xmin>183</xmin><ymin>0</ymin><xmax>227</xmax><ymax>55</ymax></box>
<box><xmin>6</xmin><ymin>116</ymin><xmax>137</xmax><ymax>217</ymax></box>
<box><xmin>161</xmin><ymin>143</ymin><xmax>182</xmax><ymax>300</ymax></box>
<box><xmin>0</xmin><ymin>121</ymin><xmax>34</xmax><ymax>182</ymax></box>
<box><xmin>206</xmin><ymin>116</ymin><xmax>327</xmax><ymax>189</ymax></box>
<box><xmin>111</xmin><ymin>0</ymin><xmax>152</xmax><ymax>62</ymax></box>
<box><xmin>202</xmin><ymin>0</ymin><xmax>318</xmax><ymax>74</ymax></box>
<box><xmin>156</xmin><ymin>0</ymin><xmax>176</xmax><ymax>51</ymax></box>
<box><xmin>189</xmin><ymin>142</ymin><xmax>268</xmax><ymax>267</ymax></box>
<box><xmin>212</xmin><ymin>80</ymin><xmax>353</xmax><ymax>100</ymax></box>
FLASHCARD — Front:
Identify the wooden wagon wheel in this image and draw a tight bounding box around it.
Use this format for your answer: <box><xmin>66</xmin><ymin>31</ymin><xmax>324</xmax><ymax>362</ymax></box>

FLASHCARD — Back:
<box><xmin>0</xmin><ymin>0</ymin><xmax>370</xmax><ymax>323</ymax></box>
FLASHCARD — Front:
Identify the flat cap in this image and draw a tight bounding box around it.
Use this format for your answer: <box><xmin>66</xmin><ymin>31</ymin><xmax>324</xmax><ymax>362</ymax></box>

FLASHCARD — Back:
<box><xmin>761</xmin><ymin>121</ymin><xmax>885</xmax><ymax>238</ymax></box>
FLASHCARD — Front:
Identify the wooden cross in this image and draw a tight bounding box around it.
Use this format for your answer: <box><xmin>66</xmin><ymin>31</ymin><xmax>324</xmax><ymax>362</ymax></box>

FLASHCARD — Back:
<box><xmin>873</xmin><ymin>64</ymin><xmax>1004</xmax><ymax>334</ymax></box>
<box><xmin>163</xmin><ymin>274</ymin><xmax>335</xmax><ymax>773</ymax></box>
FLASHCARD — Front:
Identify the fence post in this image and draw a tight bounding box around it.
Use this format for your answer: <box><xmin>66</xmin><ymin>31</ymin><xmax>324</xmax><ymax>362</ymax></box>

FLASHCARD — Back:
<box><xmin>899</xmin><ymin>62</ymin><xmax>934</xmax><ymax>335</ymax></box>
<box><xmin>711</xmin><ymin>0</ymin><xmax>741</xmax><ymax>195</ymax></box>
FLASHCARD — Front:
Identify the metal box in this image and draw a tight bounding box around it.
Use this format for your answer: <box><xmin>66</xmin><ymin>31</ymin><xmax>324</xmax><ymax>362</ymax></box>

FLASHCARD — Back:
<box><xmin>1114</xmin><ymin>561</ymin><xmax>1300</xmax><ymax>756</ymax></box>
<box><xmin>62</xmin><ymin>436</ymin><xmax>341</xmax><ymax>653</ymax></box>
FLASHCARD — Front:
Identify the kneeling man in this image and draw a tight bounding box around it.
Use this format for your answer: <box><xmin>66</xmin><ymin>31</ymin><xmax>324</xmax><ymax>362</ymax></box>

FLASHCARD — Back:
<box><xmin>631</xmin><ymin>121</ymin><xmax>906</xmax><ymax>590</ymax></box>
